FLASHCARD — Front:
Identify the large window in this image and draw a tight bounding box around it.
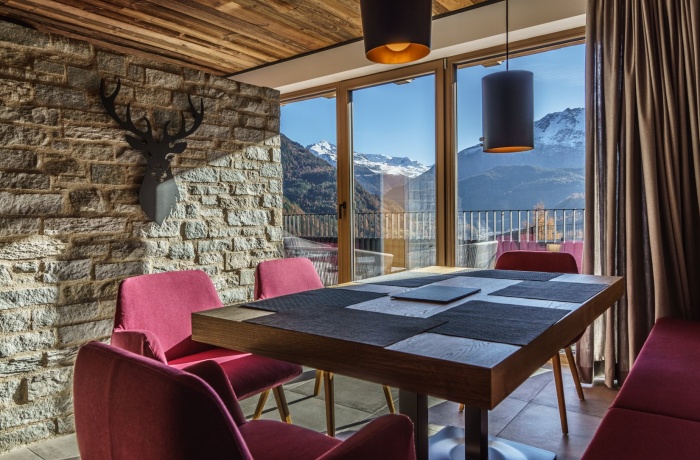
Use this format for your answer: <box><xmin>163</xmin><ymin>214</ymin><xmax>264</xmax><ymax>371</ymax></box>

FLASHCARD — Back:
<box><xmin>279</xmin><ymin>35</ymin><xmax>585</xmax><ymax>284</ymax></box>
<box><xmin>454</xmin><ymin>44</ymin><xmax>586</xmax><ymax>270</ymax></box>
<box><xmin>280</xmin><ymin>93</ymin><xmax>339</xmax><ymax>285</ymax></box>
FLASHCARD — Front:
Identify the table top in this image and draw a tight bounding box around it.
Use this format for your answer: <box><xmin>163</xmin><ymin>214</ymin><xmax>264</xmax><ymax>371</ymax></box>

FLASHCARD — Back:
<box><xmin>192</xmin><ymin>266</ymin><xmax>623</xmax><ymax>409</ymax></box>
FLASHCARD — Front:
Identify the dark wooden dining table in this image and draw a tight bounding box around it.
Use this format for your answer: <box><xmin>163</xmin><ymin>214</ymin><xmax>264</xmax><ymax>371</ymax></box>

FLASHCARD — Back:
<box><xmin>192</xmin><ymin>266</ymin><xmax>624</xmax><ymax>460</ymax></box>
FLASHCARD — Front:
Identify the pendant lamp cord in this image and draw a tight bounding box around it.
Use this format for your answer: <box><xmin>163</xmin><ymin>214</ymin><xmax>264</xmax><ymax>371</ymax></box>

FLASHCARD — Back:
<box><xmin>506</xmin><ymin>0</ymin><xmax>509</xmax><ymax>71</ymax></box>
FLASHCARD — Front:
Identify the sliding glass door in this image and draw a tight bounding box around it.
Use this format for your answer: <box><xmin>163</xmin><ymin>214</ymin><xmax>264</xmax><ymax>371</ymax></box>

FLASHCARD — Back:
<box><xmin>349</xmin><ymin>73</ymin><xmax>438</xmax><ymax>280</ymax></box>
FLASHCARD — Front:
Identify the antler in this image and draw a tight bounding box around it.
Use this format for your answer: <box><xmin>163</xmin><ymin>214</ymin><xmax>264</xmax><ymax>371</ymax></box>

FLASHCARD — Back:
<box><xmin>162</xmin><ymin>95</ymin><xmax>205</xmax><ymax>147</ymax></box>
<box><xmin>99</xmin><ymin>79</ymin><xmax>155</xmax><ymax>145</ymax></box>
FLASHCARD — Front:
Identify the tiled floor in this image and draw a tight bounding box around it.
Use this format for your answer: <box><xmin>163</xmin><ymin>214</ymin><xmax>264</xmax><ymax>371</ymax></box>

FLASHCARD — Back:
<box><xmin>0</xmin><ymin>362</ymin><xmax>616</xmax><ymax>460</ymax></box>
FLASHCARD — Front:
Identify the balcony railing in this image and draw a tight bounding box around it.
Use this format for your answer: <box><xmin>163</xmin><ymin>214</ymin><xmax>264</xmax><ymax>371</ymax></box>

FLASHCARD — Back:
<box><xmin>283</xmin><ymin>209</ymin><xmax>585</xmax><ymax>244</ymax></box>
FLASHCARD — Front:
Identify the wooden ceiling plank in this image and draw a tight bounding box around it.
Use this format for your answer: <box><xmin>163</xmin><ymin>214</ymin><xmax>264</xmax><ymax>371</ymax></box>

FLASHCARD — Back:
<box><xmin>217</xmin><ymin>0</ymin><xmax>355</xmax><ymax>46</ymax></box>
<box><xmin>71</xmin><ymin>0</ymin><xmax>286</xmax><ymax>62</ymax></box>
<box><xmin>0</xmin><ymin>5</ymin><xmax>232</xmax><ymax>74</ymax></box>
<box><xmin>7</xmin><ymin>0</ymin><xmax>263</xmax><ymax>69</ymax></box>
<box><xmin>165</xmin><ymin>0</ymin><xmax>321</xmax><ymax>53</ymax></box>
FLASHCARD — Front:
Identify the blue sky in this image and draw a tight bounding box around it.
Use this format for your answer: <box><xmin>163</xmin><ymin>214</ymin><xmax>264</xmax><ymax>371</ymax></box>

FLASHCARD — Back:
<box><xmin>281</xmin><ymin>44</ymin><xmax>585</xmax><ymax>166</ymax></box>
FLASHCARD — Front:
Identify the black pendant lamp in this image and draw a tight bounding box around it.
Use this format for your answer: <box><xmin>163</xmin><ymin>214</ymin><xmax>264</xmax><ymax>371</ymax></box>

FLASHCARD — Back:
<box><xmin>481</xmin><ymin>0</ymin><xmax>534</xmax><ymax>153</ymax></box>
<box><xmin>360</xmin><ymin>0</ymin><xmax>432</xmax><ymax>64</ymax></box>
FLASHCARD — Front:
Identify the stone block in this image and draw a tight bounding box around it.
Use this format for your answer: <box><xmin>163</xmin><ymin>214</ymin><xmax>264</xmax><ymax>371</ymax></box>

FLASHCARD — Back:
<box><xmin>0</xmin><ymin>330</ymin><xmax>55</xmax><ymax>358</ymax></box>
<box><xmin>135</xmin><ymin>221</ymin><xmax>180</xmax><ymax>238</ymax></box>
<box><xmin>243</xmin><ymin>145</ymin><xmax>269</xmax><ymax>161</ymax></box>
<box><xmin>233</xmin><ymin>237</ymin><xmax>267</xmax><ymax>251</ymax></box>
<box><xmin>0</xmin><ymin>79</ymin><xmax>32</xmax><ymax>105</ymax></box>
<box><xmin>134</xmin><ymin>87</ymin><xmax>171</xmax><ymax>106</ymax></box>
<box><xmin>12</xmin><ymin>262</ymin><xmax>38</xmax><ymax>274</ymax></box>
<box><xmin>91</xmin><ymin>164</ymin><xmax>125</xmax><ymax>184</ymax></box>
<box><xmin>198</xmin><ymin>253</ymin><xmax>223</xmax><ymax>265</ymax></box>
<box><xmin>234</xmin><ymin>183</ymin><xmax>264</xmax><ymax>196</ymax></box>
<box><xmin>0</xmin><ymin>393</ymin><xmax>71</xmax><ymax>431</ymax></box>
<box><xmin>49</xmin><ymin>35</ymin><xmax>94</xmax><ymax>62</ymax></box>
<box><xmin>266</xmin><ymin>225</ymin><xmax>283</xmax><ymax>242</ymax></box>
<box><xmin>145</xmin><ymin>68</ymin><xmax>183</xmax><ymax>90</ymax></box>
<box><xmin>261</xmin><ymin>194</ymin><xmax>282</xmax><ymax>208</ymax></box>
<box><xmin>44</xmin><ymin>217</ymin><xmax>126</xmax><ymax>235</ymax></box>
<box><xmin>184</xmin><ymin>221</ymin><xmax>208</xmax><ymax>239</ymax></box>
<box><xmin>0</xmin><ymin>172</ymin><xmax>50</xmax><ymax>190</ymax></box>
<box><xmin>0</xmin><ymin>193</ymin><xmax>63</xmax><ymax>217</ymax></box>
<box><xmin>111</xmin><ymin>240</ymin><xmax>146</xmax><ymax>260</ymax></box>
<box><xmin>33</xmin><ymin>84</ymin><xmax>87</xmax><ymax>109</ymax></box>
<box><xmin>127</xmin><ymin>64</ymin><xmax>145</xmax><ymax>82</ymax></box>
<box><xmin>57</xmin><ymin>413</ymin><xmax>75</xmax><ymax>434</ymax></box>
<box><xmin>1</xmin><ymin>150</ymin><xmax>37</xmax><ymax>169</ymax></box>
<box><xmin>187</xmin><ymin>184</ymin><xmax>228</xmax><ymax>195</ymax></box>
<box><xmin>220</xmin><ymin>170</ymin><xmax>246</xmax><ymax>182</ymax></box>
<box><xmin>197</xmin><ymin>239</ymin><xmax>232</xmax><ymax>253</ymax></box>
<box><xmin>0</xmin><ymin>218</ymin><xmax>39</xmax><ymax>237</ymax></box>
<box><xmin>43</xmin><ymin>158</ymin><xmax>85</xmax><ymax>176</ymax></box>
<box><xmin>32</xmin><ymin>302</ymin><xmax>100</xmax><ymax>328</ymax></box>
<box><xmin>97</xmin><ymin>52</ymin><xmax>126</xmax><ymax>75</ymax></box>
<box><xmin>169</xmin><ymin>242</ymin><xmax>194</xmax><ymax>260</ymax></box>
<box><xmin>34</xmin><ymin>59</ymin><xmax>65</xmax><ymax>75</ymax></box>
<box><xmin>219</xmin><ymin>288</ymin><xmax>247</xmax><ymax>304</ymax></box>
<box><xmin>260</xmin><ymin>163</ymin><xmax>282</xmax><ymax>178</ymax></box>
<box><xmin>69</xmin><ymin>189</ymin><xmax>105</xmax><ymax>213</ymax></box>
<box><xmin>225</xmin><ymin>253</ymin><xmax>249</xmax><ymax>270</ymax></box>
<box><xmin>239</xmin><ymin>269</ymin><xmax>255</xmax><ymax>285</ymax></box>
<box><xmin>95</xmin><ymin>261</ymin><xmax>144</xmax><ymax>280</ymax></box>
<box><xmin>178</xmin><ymin>167</ymin><xmax>217</xmax><ymax>183</ymax></box>
<box><xmin>0</xmin><ymin>22</ymin><xmax>50</xmax><ymax>47</ymax></box>
<box><xmin>233</xmin><ymin>127</ymin><xmax>264</xmax><ymax>143</ymax></box>
<box><xmin>43</xmin><ymin>259</ymin><xmax>91</xmax><ymax>283</ymax></box>
<box><xmin>0</xmin><ymin>287</ymin><xmax>58</xmax><ymax>310</ymax></box>
<box><xmin>0</xmin><ymin>310</ymin><xmax>30</xmax><ymax>333</ymax></box>
<box><xmin>0</xmin><ymin>378</ymin><xmax>22</xmax><ymax>406</ymax></box>
<box><xmin>226</xmin><ymin>210</ymin><xmax>269</xmax><ymax>227</ymax></box>
<box><xmin>0</xmin><ymin>125</ymin><xmax>48</xmax><ymax>147</ymax></box>
<box><xmin>0</xmin><ymin>353</ymin><xmax>42</xmax><ymax>375</ymax></box>
<box><xmin>66</xmin><ymin>66</ymin><xmax>99</xmax><ymax>90</ymax></box>
<box><xmin>26</xmin><ymin>367</ymin><xmax>73</xmax><ymax>402</ymax></box>
<box><xmin>57</xmin><ymin>319</ymin><xmax>112</xmax><ymax>346</ymax></box>
<box><xmin>0</xmin><ymin>421</ymin><xmax>54</xmax><ymax>453</ymax></box>
<box><xmin>144</xmin><ymin>240</ymin><xmax>169</xmax><ymax>258</ymax></box>
<box><xmin>43</xmin><ymin>347</ymin><xmax>79</xmax><ymax>367</ymax></box>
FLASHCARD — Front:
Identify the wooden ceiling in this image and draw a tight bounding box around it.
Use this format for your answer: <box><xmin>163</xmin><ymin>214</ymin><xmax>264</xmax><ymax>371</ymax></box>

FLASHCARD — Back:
<box><xmin>0</xmin><ymin>0</ymin><xmax>490</xmax><ymax>76</ymax></box>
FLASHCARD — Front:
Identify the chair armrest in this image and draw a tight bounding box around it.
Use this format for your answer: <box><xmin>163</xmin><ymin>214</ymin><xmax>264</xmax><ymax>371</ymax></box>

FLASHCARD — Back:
<box><xmin>110</xmin><ymin>329</ymin><xmax>166</xmax><ymax>363</ymax></box>
<box><xmin>317</xmin><ymin>414</ymin><xmax>416</xmax><ymax>460</ymax></box>
<box><xmin>183</xmin><ymin>360</ymin><xmax>247</xmax><ymax>427</ymax></box>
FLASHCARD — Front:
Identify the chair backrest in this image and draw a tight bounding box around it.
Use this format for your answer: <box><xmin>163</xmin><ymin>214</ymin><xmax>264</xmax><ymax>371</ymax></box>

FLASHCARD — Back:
<box><xmin>495</xmin><ymin>250</ymin><xmax>579</xmax><ymax>274</ymax></box>
<box><xmin>254</xmin><ymin>257</ymin><xmax>324</xmax><ymax>300</ymax></box>
<box><xmin>114</xmin><ymin>270</ymin><xmax>223</xmax><ymax>361</ymax></box>
<box><xmin>73</xmin><ymin>342</ymin><xmax>251</xmax><ymax>460</ymax></box>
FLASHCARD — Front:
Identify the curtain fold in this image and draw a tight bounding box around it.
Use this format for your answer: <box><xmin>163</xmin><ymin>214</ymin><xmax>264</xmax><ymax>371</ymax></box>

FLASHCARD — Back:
<box><xmin>580</xmin><ymin>0</ymin><xmax>700</xmax><ymax>387</ymax></box>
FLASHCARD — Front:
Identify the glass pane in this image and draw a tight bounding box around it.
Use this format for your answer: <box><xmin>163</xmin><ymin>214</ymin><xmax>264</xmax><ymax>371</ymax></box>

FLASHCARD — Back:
<box><xmin>280</xmin><ymin>95</ymin><xmax>339</xmax><ymax>285</ymax></box>
<box><xmin>455</xmin><ymin>44</ymin><xmax>586</xmax><ymax>271</ymax></box>
<box><xmin>351</xmin><ymin>74</ymin><xmax>437</xmax><ymax>280</ymax></box>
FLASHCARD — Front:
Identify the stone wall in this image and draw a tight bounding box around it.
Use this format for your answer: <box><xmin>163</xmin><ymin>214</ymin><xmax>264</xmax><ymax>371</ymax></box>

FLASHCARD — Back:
<box><xmin>0</xmin><ymin>20</ymin><xmax>282</xmax><ymax>452</ymax></box>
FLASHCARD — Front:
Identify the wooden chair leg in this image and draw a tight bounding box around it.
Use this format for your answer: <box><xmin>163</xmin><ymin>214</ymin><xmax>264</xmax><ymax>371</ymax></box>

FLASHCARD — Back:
<box><xmin>565</xmin><ymin>346</ymin><xmax>585</xmax><ymax>401</ymax></box>
<box><xmin>552</xmin><ymin>353</ymin><xmax>569</xmax><ymax>435</ymax></box>
<box><xmin>324</xmin><ymin>371</ymin><xmax>335</xmax><ymax>437</ymax></box>
<box><xmin>458</xmin><ymin>403</ymin><xmax>465</xmax><ymax>412</ymax></box>
<box><xmin>252</xmin><ymin>389</ymin><xmax>270</xmax><ymax>420</ymax></box>
<box><xmin>272</xmin><ymin>385</ymin><xmax>292</xmax><ymax>424</ymax></box>
<box><xmin>314</xmin><ymin>369</ymin><xmax>323</xmax><ymax>396</ymax></box>
<box><xmin>382</xmin><ymin>385</ymin><xmax>396</xmax><ymax>414</ymax></box>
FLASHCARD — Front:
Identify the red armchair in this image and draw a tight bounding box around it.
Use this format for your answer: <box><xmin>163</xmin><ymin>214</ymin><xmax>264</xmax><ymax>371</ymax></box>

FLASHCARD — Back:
<box><xmin>74</xmin><ymin>342</ymin><xmax>416</xmax><ymax>460</ymax></box>
<box><xmin>473</xmin><ymin>250</ymin><xmax>584</xmax><ymax>434</ymax></box>
<box><xmin>254</xmin><ymin>257</ymin><xmax>396</xmax><ymax>437</ymax></box>
<box><xmin>111</xmin><ymin>269</ymin><xmax>302</xmax><ymax>423</ymax></box>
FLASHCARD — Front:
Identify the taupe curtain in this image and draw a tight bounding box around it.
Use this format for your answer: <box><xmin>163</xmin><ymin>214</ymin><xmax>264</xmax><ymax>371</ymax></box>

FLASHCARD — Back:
<box><xmin>579</xmin><ymin>0</ymin><xmax>700</xmax><ymax>387</ymax></box>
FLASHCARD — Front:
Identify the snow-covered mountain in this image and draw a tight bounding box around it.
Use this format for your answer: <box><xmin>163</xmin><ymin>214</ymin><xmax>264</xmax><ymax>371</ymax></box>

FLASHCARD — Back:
<box><xmin>306</xmin><ymin>141</ymin><xmax>430</xmax><ymax>178</ymax></box>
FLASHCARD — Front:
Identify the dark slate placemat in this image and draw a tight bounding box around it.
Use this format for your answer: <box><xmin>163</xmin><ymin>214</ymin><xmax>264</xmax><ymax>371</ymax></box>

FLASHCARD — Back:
<box><xmin>457</xmin><ymin>269</ymin><xmax>562</xmax><ymax>282</ymax></box>
<box><xmin>242</xmin><ymin>288</ymin><xmax>387</xmax><ymax>313</ymax></box>
<box><xmin>245</xmin><ymin>307</ymin><xmax>447</xmax><ymax>347</ymax></box>
<box><xmin>391</xmin><ymin>286</ymin><xmax>481</xmax><ymax>304</ymax></box>
<box><xmin>427</xmin><ymin>300</ymin><xmax>570</xmax><ymax>346</ymax></box>
<box><xmin>489</xmin><ymin>281</ymin><xmax>608</xmax><ymax>303</ymax></box>
<box><xmin>367</xmin><ymin>274</ymin><xmax>456</xmax><ymax>288</ymax></box>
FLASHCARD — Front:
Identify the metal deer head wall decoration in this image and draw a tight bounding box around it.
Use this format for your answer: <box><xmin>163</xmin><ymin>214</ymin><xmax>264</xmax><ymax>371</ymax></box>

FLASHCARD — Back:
<box><xmin>100</xmin><ymin>79</ymin><xmax>204</xmax><ymax>225</ymax></box>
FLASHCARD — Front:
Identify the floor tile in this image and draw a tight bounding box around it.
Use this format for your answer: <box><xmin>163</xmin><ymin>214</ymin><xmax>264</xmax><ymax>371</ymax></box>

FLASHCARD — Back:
<box><xmin>292</xmin><ymin>374</ymin><xmax>398</xmax><ymax>414</ymax></box>
<box><xmin>498</xmin><ymin>402</ymin><xmax>603</xmax><ymax>460</ymax></box>
<box><xmin>508</xmin><ymin>369</ymin><xmax>553</xmax><ymax>402</ymax></box>
<box><xmin>428</xmin><ymin>398</ymin><xmax>529</xmax><ymax>436</ymax></box>
<box><xmin>532</xmin><ymin>378</ymin><xmax>618</xmax><ymax>418</ymax></box>
<box><xmin>27</xmin><ymin>435</ymin><xmax>78</xmax><ymax>460</ymax></box>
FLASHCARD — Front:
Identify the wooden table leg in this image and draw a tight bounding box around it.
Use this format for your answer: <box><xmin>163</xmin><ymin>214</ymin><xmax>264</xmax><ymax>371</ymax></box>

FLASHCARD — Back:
<box><xmin>399</xmin><ymin>389</ymin><xmax>429</xmax><ymax>460</ymax></box>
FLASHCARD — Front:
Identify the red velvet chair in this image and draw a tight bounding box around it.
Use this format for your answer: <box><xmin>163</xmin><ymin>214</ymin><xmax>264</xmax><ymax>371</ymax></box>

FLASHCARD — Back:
<box><xmin>470</xmin><ymin>250</ymin><xmax>585</xmax><ymax>434</ymax></box>
<box><xmin>74</xmin><ymin>342</ymin><xmax>417</xmax><ymax>460</ymax></box>
<box><xmin>111</xmin><ymin>269</ymin><xmax>302</xmax><ymax>423</ymax></box>
<box><xmin>254</xmin><ymin>257</ymin><xmax>396</xmax><ymax>437</ymax></box>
